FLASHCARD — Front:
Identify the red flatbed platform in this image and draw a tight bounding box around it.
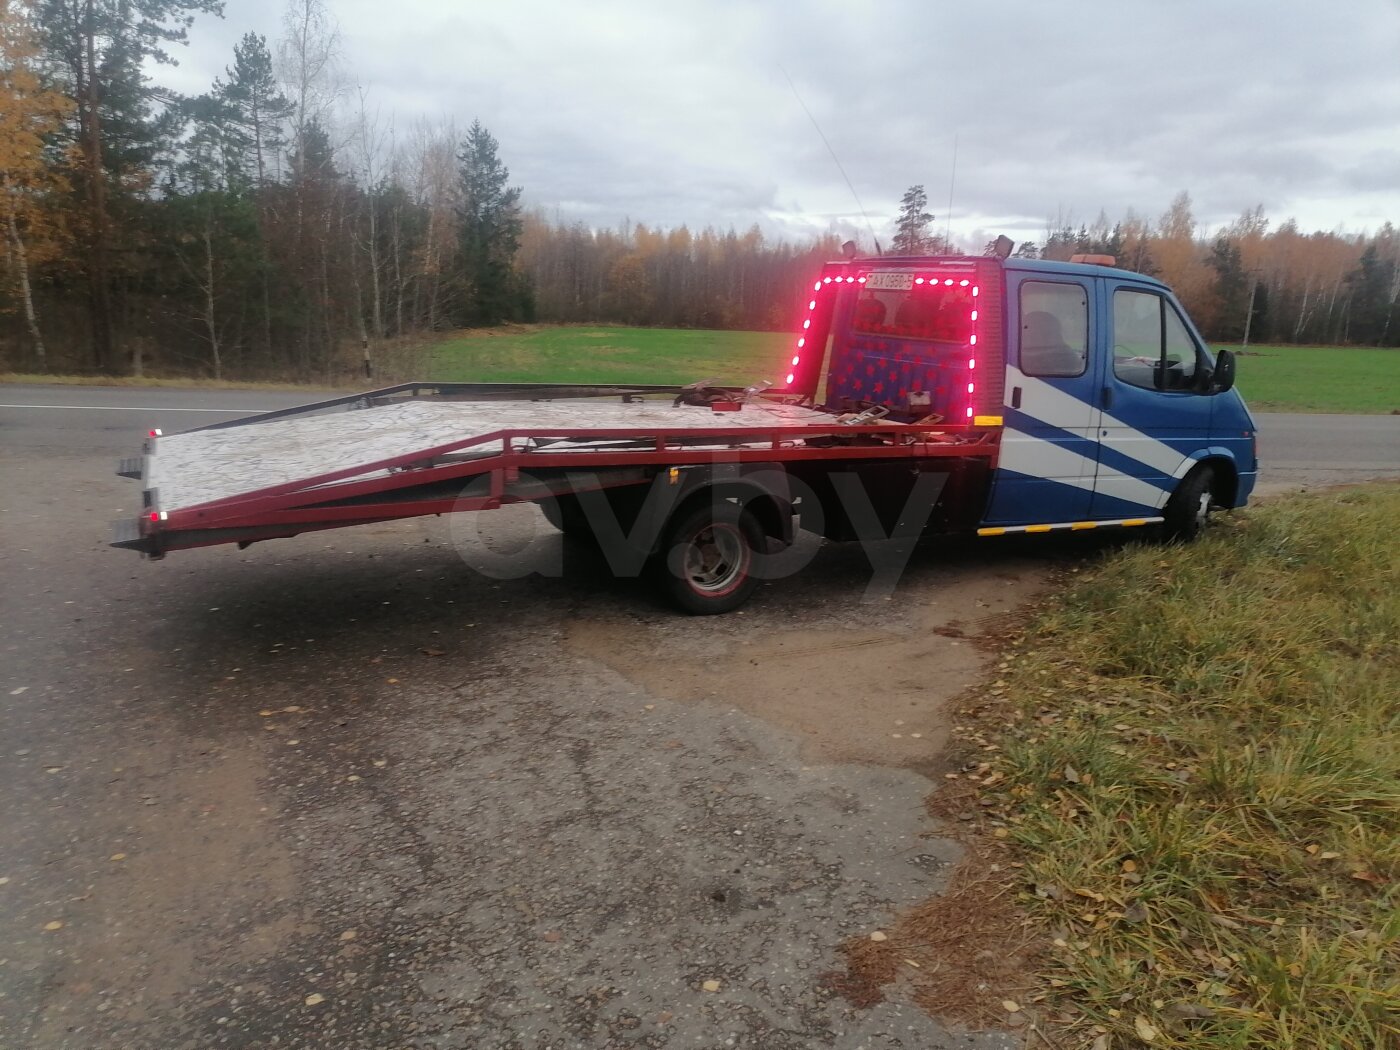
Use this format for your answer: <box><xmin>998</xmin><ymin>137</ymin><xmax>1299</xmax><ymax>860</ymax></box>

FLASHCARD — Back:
<box><xmin>114</xmin><ymin>383</ymin><xmax>1000</xmax><ymax>559</ymax></box>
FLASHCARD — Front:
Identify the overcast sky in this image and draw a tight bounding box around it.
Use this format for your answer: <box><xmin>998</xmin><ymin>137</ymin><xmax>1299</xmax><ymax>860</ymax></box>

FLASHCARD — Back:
<box><xmin>159</xmin><ymin>0</ymin><xmax>1400</xmax><ymax>250</ymax></box>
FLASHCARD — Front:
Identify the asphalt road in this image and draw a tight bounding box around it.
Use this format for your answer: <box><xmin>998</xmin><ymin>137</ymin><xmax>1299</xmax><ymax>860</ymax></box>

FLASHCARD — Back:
<box><xmin>1</xmin><ymin>385</ymin><xmax>1396</xmax><ymax>1050</ymax></box>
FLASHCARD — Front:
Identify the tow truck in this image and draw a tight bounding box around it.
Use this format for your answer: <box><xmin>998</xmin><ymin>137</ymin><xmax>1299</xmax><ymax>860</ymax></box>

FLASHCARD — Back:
<box><xmin>113</xmin><ymin>251</ymin><xmax>1257</xmax><ymax>614</ymax></box>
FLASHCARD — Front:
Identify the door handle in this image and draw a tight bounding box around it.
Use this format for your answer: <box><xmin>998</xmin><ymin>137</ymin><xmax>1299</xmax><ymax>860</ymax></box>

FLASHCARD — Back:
<box><xmin>1011</xmin><ymin>386</ymin><xmax>1022</xmax><ymax>409</ymax></box>
<box><xmin>1102</xmin><ymin>385</ymin><xmax>1113</xmax><ymax>409</ymax></box>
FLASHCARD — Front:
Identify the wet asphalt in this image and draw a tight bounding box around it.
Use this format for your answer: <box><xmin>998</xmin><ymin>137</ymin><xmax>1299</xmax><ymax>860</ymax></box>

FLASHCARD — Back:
<box><xmin>0</xmin><ymin>387</ymin><xmax>1028</xmax><ymax>1050</ymax></box>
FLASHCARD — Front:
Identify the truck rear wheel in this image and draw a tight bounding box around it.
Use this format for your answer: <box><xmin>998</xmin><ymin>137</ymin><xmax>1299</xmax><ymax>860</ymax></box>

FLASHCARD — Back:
<box><xmin>540</xmin><ymin>494</ymin><xmax>593</xmax><ymax>539</ymax></box>
<box><xmin>1162</xmin><ymin>466</ymin><xmax>1216</xmax><ymax>542</ymax></box>
<box><xmin>652</xmin><ymin>502</ymin><xmax>763</xmax><ymax>615</ymax></box>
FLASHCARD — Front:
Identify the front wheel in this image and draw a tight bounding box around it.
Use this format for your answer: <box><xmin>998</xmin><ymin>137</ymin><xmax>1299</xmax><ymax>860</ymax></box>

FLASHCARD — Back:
<box><xmin>651</xmin><ymin>502</ymin><xmax>764</xmax><ymax>615</ymax></box>
<box><xmin>1162</xmin><ymin>466</ymin><xmax>1216</xmax><ymax>542</ymax></box>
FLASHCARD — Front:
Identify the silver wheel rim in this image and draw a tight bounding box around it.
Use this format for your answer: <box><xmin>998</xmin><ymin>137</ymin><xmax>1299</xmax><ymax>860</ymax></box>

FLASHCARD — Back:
<box><xmin>1195</xmin><ymin>490</ymin><xmax>1211</xmax><ymax>529</ymax></box>
<box><xmin>682</xmin><ymin>524</ymin><xmax>745</xmax><ymax>594</ymax></box>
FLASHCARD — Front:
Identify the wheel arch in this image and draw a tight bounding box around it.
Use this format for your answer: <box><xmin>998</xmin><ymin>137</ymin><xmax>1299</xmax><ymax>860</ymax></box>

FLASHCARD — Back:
<box><xmin>1182</xmin><ymin>449</ymin><xmax>1239</xmax><ymax>507</ymax></box>
<box><xmin>665</xmin><ymin>480</ymin><xmax>793</xmax><ymax>551</ymax></box>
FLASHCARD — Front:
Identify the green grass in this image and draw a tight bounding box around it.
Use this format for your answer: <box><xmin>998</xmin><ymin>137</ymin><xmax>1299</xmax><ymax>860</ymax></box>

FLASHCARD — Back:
<box><xmin>425</xmin><ymin>325</ymin><xmax>786</xmax><ymax>386</ymax></box>
<box><xmin>964</xmin><ymin>485</ymin><xmax>1399</xmax><ymax>1048</ymax></box>
<box><xmin>1231</xmin><ymin>345</ymin><xmax>1400</xmax><ymax>413</ymax></box>
<box><xmin>426</xmin><ymin>327</ymin><xmax>1399</xmax><ymax>413</ymax></box>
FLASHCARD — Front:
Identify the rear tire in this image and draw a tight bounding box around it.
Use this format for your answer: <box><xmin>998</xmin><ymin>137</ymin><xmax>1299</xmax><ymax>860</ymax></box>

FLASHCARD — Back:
<box><xmin>651</xmin><ymin>502</ymin><xmax>763</xmax><ymax>615</ymax></box>
<box><xmin>1162</xmin><ymin>466</ymin><xmax>1215</xmax><ymax>542</ymax></box>
<box><xmin>540</xmin><ymin>494</ymin><xmax>593</xmax><ymax>539</ymax></box>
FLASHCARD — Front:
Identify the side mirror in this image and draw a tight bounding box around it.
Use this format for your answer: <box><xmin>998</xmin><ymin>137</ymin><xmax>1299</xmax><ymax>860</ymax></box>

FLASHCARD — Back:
<box><xmin>1213</xmin><ymin>349</ymin><xmax>1236</xmax><ymax>393</ymax></box>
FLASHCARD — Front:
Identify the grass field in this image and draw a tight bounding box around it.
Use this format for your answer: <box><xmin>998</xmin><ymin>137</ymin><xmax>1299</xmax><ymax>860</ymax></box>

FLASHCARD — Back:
<box><xmin>1233</xmin><ymin>345</ymin><xmax>1400</xmax><ymax>413</ymax></box>
<box><xmin>426</xmin><ymin>327</ymin><xmax>1399</xmax><ymax>414</ymax></box>
<box><xmin>425</xmin><ymin>325</ymin><xmax>780</xmax><ymax>386</ymax></box>
<box><xmin>934</xmin><ymin>486</ymin><xmax>1400</xmax><ymax>1048</ymax></box>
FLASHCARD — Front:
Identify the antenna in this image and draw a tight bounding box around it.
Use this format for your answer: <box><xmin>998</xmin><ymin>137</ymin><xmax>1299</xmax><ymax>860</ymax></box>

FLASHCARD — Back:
<box><xmin>944</xmin><ymin>132</ymin><xmax>958</xmax><ymax>253</ymax></box>
<box><xmin>779</xmin><ymin>65</ymin><xmax>881</xmax><ymax>254</ymax></box>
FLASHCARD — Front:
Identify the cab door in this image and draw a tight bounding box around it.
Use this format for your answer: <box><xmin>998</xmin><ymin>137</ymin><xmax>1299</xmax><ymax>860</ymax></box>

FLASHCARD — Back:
<box><xmin>1090</xmin><ymin>283</ymin><xmax>1214</xmax><ymax>518</ymax></box>
<box><xmin>983</xmin><ymin>272</ymin><xmax>1101</xmax><ymax>524</ymax></box>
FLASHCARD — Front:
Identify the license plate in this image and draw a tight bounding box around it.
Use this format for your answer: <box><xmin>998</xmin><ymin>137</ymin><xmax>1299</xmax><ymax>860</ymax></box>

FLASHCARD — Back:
<box><xmin>865</xmin><ymin>271</ymin><xmax>914</xmax><ymax>291</ymax></box>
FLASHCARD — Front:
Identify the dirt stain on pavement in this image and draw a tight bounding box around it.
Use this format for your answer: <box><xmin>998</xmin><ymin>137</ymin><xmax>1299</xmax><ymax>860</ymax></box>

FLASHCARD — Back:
<box><xmin>567</xmin><ymin>571</ymin><xmax>1048</xmax><ymax>771</ymax></box>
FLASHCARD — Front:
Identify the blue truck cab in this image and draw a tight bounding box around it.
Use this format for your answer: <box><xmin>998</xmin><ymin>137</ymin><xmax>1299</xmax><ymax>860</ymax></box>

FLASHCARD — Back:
<box><xmin>788</xmin><ymin>252</ymin><xmax>1259</xmax><ymax>539</ymax></box>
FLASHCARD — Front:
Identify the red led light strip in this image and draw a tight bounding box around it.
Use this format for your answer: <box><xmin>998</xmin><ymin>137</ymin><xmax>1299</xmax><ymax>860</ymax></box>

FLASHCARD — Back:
<box><xmin>786</xmin><ymin>273</ymin><xmax>867</xmax><ymax>386</ymax></box>
<box><xmin>966</xmin><ymin>280</ymin><xmax>978</xmax><ymax>419</ymax></box>
<box><xmin>785</xmin><ymin>273</ymin><xmax>979</xmax><ymax>413</ymax></box>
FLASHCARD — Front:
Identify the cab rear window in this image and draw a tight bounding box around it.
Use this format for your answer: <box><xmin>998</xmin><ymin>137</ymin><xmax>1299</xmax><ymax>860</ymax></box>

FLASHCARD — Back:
<box><xmin>851</xmin><ymin>280</ymin><xmax>973</xmax><ymax>343</ymax></box>
<box><xmin>1019</xmin><ymin>281</ymin><xmax>1088</xmax><ymax>377</ymax></box>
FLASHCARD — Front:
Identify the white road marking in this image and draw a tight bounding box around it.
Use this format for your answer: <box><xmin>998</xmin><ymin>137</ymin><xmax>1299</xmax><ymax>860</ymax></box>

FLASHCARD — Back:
<box><xmin>0</xmin><ymin>403</ymin><xmax>269</xmax><ymax>413</ymax></box>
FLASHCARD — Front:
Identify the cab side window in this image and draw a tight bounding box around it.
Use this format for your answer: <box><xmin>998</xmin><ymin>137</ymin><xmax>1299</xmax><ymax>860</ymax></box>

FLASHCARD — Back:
<box><xmin>1113</xmin><ymin>289</ymin><xmax>1208</xmax><ymax>392</ymax></box>
<box><xmin>1020</xmin><ymin>282</ymin><xmax>1088</xmax><ymax>378</ymax></box>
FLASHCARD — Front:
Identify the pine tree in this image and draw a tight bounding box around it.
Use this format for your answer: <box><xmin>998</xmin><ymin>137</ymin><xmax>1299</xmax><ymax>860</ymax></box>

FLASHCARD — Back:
<box><xmin>212</xmin><ymin>33</ymin><xmax>292</xmax><ymax>358</ymax></box>
<box><xmin>218</xmin><ymin>33</ymin><xmax>292</xmax><ymax>188</ymax></box>
<box><xmin>453</xmin><ymin>119</ymin><xmax>529</xmax><ymax>326</ymax></box>
<box><xmin>892</xmin><ymin>184</ymin><xmax>933</xmax><ymax>255</ymax></box>
<box><xmin>35</xmin><ymin>0</ymin><xmax>221</xmax><ymax>372</ymax></box>
<box><xmin>1209</xmin><ymin>235</ymin><xmax>1249</xmax><ymax>341</ymax></box>
<box><xmin>1347</xmin><ymin>227</ymin><xmax>1400</xmax><ymax>346</ymax></box>
<box><xmin>166</xmin><ymin>91</ymin><xmax>265</xmax><ymax>379</ymax></box>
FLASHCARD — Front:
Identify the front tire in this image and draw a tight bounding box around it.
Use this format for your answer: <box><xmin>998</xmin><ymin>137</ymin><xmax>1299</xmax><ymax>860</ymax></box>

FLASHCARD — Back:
<box><xmin>1162</xmin><ymin>466</ymin><xmax>1216</xmax><ymax>542</ymax></box>
<box><xmin>652</xmin><ymin>502</ymin><xmax>763</xmax><ymax>615</ymax></box>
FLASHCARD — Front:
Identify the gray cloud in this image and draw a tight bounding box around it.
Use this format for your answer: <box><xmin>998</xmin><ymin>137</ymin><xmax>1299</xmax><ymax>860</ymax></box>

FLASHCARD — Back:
<box><xmin>160</xmin><ymin>0</ymin><xmax>1400</xmax><ymax>245</ymax></box>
